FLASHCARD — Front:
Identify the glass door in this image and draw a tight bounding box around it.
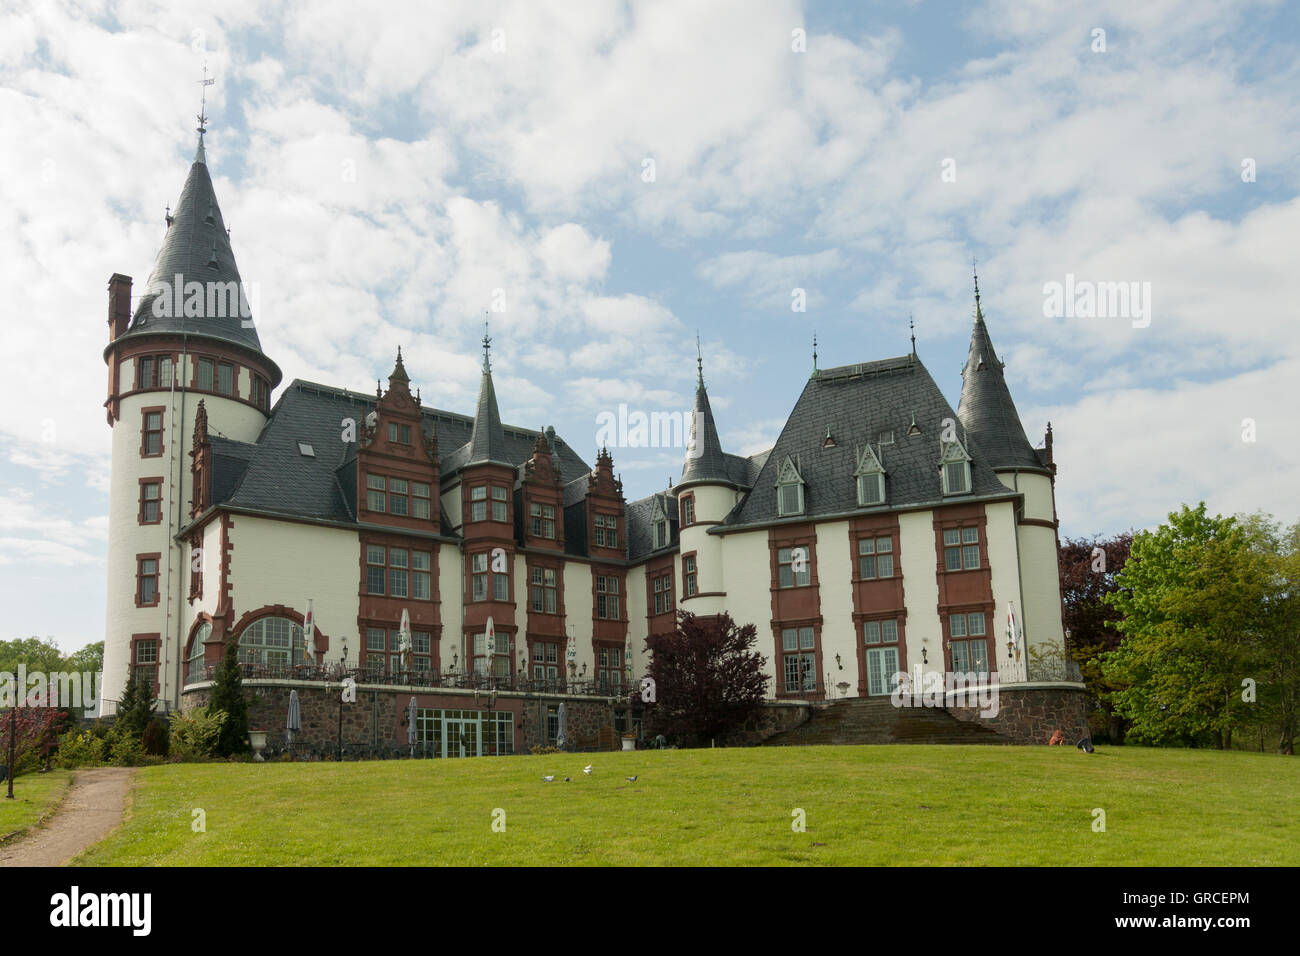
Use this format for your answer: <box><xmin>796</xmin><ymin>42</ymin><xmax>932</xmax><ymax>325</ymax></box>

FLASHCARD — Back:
<box><xmin>866</xmin><ymin>646</ymin><xmax>900</xmax><ymax>696</ymax></box>
<box><xmin>444</xmin><ymin>718</ymin><xmax>481</xmax><ymax>758</ymax></box>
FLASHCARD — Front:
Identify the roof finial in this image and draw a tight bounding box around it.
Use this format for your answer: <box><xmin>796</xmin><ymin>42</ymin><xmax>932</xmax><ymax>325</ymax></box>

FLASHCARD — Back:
<box><xmin>909</xmin><ymin>313</ymin><xmax>916</xmax><ymax>357</ymax></box>
<box><xmin>482</xmin><ymin>314</ymin><xmax>492</xmax><ymax>371</ymax></box>
<box><xmin>195</xmin><ymin>61</ymin><xmax>214</xmax><ymax>164</ymax></box>
<box><xmin>696</xmin><ymin>332</ymin><xmax>704</xmax><ymax>388</ymax></box>
<box><xmin>972</xmin><ymin>258</ymin><xmax>983</xmax><ymax>324</ymax></box>
<box><xmin>812</xmin><ymin>331</ymin><xmax>818</xmax><ymax>375</ymax></box>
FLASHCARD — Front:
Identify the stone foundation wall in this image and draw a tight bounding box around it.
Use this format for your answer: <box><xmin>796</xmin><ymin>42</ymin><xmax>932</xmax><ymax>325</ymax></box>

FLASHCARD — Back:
<box><xmin>182</xmin><ymin>681</ymin><xmax>626</xmax><ymax>752</ymax></box>
<box><xmin>946</xmin><ymin>682</ymin><xmax>1091</xmax><ymax>744</ymax></box>
<box><xmin>717</xmin><ymin>701</ymin><xmax>812</xmax><ymax>747</ymax></box>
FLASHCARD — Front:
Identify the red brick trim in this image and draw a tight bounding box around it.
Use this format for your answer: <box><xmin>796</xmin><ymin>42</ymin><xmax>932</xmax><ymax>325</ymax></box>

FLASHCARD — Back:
<box><xmin>139</xmin><ymin>405</ymin><xmax>165</xmax><ymax>458</ymax></box>
<box><xmin>129</xmin><ymin>632</ymin><xmax>161</xmax><ymax>697</ymax></box>
<box><xmin>138</xmin><ymin>476</ymin><xmax>164</xmax><ymax>525</ymax></box>
<box><xmin>852</xmin><ymin>610</ymin><xmax>909</xmax><ymax>695</ymax></box>
<box><xmin>135</xmin><ymin>552</ymin><xmax>162</xmax><ymax>607</ymax></box>
<box><xmin>770</xmin><ymin>617</ymin><xmax>825</xmax><ymax>700</ymax></box>
<box><xmin>228</xmin><ymin>603</ymin><xmax>330</xmax><ymax>664</ymax></box>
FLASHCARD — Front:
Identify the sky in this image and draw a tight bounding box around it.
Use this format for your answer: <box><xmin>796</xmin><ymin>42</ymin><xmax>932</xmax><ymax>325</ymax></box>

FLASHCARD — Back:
<box><xmin>2</xmin><ymin>0</ymin><xmax>1298</xmax><ymax>655</ymax></box>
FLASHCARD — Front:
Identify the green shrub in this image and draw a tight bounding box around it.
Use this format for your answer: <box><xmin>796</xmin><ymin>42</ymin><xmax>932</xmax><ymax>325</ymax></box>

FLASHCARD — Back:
<box><xmin>168</xmin><ymin>706</ymin><xmax>227</xmax><ymax>761</ymax></box>
<box><xmin>106</xmin><ymin>725</ymin><xmax>145</xmax><ymax>766</ymax></box>
<box><xmin>56</xmin><ymin>728</ymin><xmax>108</xmax><ymax>768</ymax></box>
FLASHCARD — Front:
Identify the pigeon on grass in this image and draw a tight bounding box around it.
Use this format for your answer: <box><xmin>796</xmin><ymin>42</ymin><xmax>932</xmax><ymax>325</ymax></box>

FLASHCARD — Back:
<box><xmin>542</xmin><ymin>775</ymin><xmax>555</xmax><ymax>782</ymax></box>
<box><xmin>583</xmin><ymin>765</ymin><xmax>593</xmax><ymax>775</ymax></box>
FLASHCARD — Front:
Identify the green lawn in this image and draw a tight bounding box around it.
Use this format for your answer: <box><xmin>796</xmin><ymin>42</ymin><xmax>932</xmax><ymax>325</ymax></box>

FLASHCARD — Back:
<box><xmin>0</xmin><ymin>770</ymin><xmax>73</xmax><ymax>842</ymax></box>
<box><xmin>72</xmin><ymin>747</ymin><xmax>1297</xmax><ymax>866</ymax></box>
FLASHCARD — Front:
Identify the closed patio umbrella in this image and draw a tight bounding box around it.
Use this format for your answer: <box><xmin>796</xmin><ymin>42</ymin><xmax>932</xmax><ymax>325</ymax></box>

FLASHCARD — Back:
<box><xmin>407</xmin><ymin>696</ymin><xmax>418</xmax><ymax>757</ymax></box>
<box><xmin>556</xmin><ymin>701</ymin><xmax>568</xmax><ymax>751</ymax></box>
<box><xmin>287</xmin><ymin>689</ymin><xmax>302</xmax><ymax>752</ymax></box>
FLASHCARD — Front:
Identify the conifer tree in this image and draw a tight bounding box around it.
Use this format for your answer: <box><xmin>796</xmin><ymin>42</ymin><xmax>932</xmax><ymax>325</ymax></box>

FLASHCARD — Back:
<box><xmin>209</xmin><ymin>643</ymin><xmax>249</xmax><ymax>756</ymax></box>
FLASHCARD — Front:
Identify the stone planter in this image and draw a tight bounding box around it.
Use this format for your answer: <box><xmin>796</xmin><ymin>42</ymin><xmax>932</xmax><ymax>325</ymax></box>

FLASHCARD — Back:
<box><xmin>249</xmin><ymin>730</ymin><xmax>268</xmax><ymax>762</ymax></box>
<box><xmin>621</xmin><ymin>737</ymin><xmax>636</xmax><ymax>751</ymax></box>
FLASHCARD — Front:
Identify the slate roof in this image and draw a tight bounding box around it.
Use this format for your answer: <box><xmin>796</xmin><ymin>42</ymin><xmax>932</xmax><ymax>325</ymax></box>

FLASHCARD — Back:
<box><xmin>957</xmin><ymin>291</ymin><xmax>1044</xmax><ymax>471</ymax></box>
<box><xmin>722</xmin><ymin>355</ymin><xmax>1019</xmax><ymax>530</ymax></box>
<box><xmin>626</xmin><ymin>490</ymin><xmax>680</xmax><ymax>562</ymax></box>
<box><xmin>112</xmin><ymin>141</ymin><xmax>277</xmax><ymax>379</ymax></box>
<box><xmin>201</xmin><ymin>379</ymin><xmax>590</xmax><ymax>529</ymax></box>
<box><xmin>680</xmin><ymin>380</ymin><xmax>733</xmax><ymax>486</ymax></box>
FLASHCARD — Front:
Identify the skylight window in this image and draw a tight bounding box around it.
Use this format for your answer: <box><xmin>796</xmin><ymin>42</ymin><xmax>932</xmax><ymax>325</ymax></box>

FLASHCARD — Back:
<box><xmin>297</xmin><ymin>442</ymin><xmax>315</xmax><ymax>457</ymax></box>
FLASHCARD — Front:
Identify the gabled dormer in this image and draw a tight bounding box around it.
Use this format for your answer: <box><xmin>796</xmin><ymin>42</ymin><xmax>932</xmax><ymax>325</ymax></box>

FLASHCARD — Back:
<box><xmin>521</xmin><ymin>426</ymin><xmax>564</xmax><ymax>551</ymax></box>
<box><xmin>357</xmin><ymin>348</ymin><xmax>440</xmax><ymax>532</ymax></box>
<box><xmin>938</xmin><ymin>429</ymin><xmax>973</xmax><ymax>496</ymax></box>
<box><xmin>586</xmin><ymin>446</ymin><xmax>625</xmax><ymax>559</ymax></box>
<box><xmin>853</xmin><ymin>442</ymin><xmax>886</xmax><ymax>507</ymax></box>
<box><xmin>775</xmin><ymin>454</ymin><xmax>805</xmax><ymax>517</ymax></box>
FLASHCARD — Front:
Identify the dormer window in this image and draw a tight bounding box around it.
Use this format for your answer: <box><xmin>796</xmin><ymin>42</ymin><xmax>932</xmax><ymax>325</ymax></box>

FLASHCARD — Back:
<box><xmin>939</xmin><ymin>433</ymin><xmax>973</xmax><ymax>496</ymax></box>
<box><xmin>854</xmin><ymin>444</ymin><xmax>886</xmax><ymax>507</ymax></box>
<box><xmin>775</xmin><ymin>456</ymin><xmax>805</xmax><ymax>517</ymax></box>
<box><xmin>387</xmin><ymin>422</ymin><xmax>411</xmax><ymax>444</ymax></box>
<box><xmin>594</xmin><ymin>514</ymin><xmax>618</xmax><ymax>548</ymax></box>
<box><xmin>654</xmin><ymin>519</ymin><xmax>668</xmax><ymax>550</ymax></box>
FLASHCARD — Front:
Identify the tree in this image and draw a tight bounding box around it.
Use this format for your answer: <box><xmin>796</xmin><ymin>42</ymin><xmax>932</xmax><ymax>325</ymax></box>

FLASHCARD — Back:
<box><xmin>643</xmin><ymin>610</ymin><xmax>769</xmax><ymax>746</ymax></box>
<box><xmin>208</xmin><ymin>643</ymin><xmax>249</xmax><ymax>757</ymax></box>
<box><xmin>115</xmin><ymin>661</ymin><xmax>155</xmax><ymax>740</ymax></box>
<box><xmin>64</xmin><ymin>642</ymin><xmax>104</xmax><ymax>674</ymax></box>
<box><xmin>0</xmin><ymin>637</ymin><xmax>64</xmax><ymax>675</ymax></box>
<box><xmin>1238</xmin><ymin>513</ymin><xmax>1300</xmax><ymax>754</ymax></box>
<box><xmin>1102</xmin><ymin>503</ymin><xmax>1268</xmax><ymax>748</ymax></box>
<box><xmin>1059</xmin><ymin>532</ymin><xmax>1133</xmax><ymax>742</ymax></box>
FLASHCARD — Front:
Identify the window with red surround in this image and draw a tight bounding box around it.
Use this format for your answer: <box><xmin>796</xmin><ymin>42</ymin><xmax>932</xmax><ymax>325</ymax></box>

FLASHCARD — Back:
<box><xmin>682</xmin><ymin>552</ymin><xmax>698</xmax><ymax>598</ymax></box>
<box><xmin>140</xmin><ymin>406</ymin><xmax>164</xmax><ymax>457</ymax></box>
<box><xmin>138</xmin><ymin>478</ymin><xmax>163</xmax><ymax>525</ymax></box>
<box><xmin>131</xmin><ymin>634</ymin><xmax>160</xmax><ymax>696</ymax></box>
<box><xmin>679</xmin><ymin>494</ymin><xmax>695</xmax><ymax>526</ymax></box>
<box><xmin>136</xmin><ymin>553</ymin><xmax>161</xmax><ymax>607</ymax></box>
<box><xmin>651</xmin><ymin>570</ymin><xmax>674</xmax><ymax>615</ymax></box>
<box><xmin>188</xmin><ymin>534</ymin><xmax>203</xmax><ymax>600</ymax></box>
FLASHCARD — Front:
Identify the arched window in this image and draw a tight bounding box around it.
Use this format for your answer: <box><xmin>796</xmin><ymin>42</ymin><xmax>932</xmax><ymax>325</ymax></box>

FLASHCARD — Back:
<box><xmin>237</xmin><ymin>617</ymin><xmax>307</xmax><ymax>668</ymax></box>
<box><xmin>186</xmin><ymin>622</ymin><xmax>211</xmax><ymax>684</ymax></box>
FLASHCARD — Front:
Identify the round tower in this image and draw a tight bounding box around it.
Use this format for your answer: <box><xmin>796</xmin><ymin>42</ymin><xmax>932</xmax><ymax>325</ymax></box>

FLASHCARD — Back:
<box><xmin>675</xmin><ymin>348</ymin><xmax>740</xmax><ymax>618</ymax></box>
<box><xmin>100</xmin><ymin>121</ymin><xmax>281</xmax><ymax>714</ymax></box>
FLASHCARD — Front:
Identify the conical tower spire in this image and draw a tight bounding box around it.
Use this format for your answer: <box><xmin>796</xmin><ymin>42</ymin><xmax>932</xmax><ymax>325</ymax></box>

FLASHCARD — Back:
<box><xmin>465</xmin><ymin>321</ymin><xmax>508</xmax><ymax>465</ymax></box>
<box><xmin>681</xmin><ymin>342</ymin><xmax>733</xmax><ymax>486</ymax></box>
<box><xmin>109</xmin><ymin>86</ymin><xmax>278</xmax><ymax>384</ymax></box>
<box><xmin>957</xmin><ymin>269</ymin><xmax>1042</xmax><ymax>471</ymax></box>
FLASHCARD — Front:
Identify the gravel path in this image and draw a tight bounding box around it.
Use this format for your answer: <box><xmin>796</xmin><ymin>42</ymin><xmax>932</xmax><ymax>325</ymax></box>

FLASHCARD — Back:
<box><xmin>0</xmin><ymin>768</ymin><xmax>133</xmax><ymax>867</ymax></box>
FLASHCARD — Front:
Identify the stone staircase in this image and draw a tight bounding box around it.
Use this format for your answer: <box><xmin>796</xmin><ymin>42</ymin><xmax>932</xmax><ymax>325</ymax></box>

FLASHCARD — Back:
<box><xmin>762</xmin><ymin>696</ymin><xmax>1009</xmax><ymax>747</ymax></box>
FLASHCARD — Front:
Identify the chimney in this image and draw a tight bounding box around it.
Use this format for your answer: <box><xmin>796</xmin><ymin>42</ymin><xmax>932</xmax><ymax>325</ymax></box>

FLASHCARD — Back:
<box><xmin>108</xmin><ymin>273</ymin><xmax>132</xmax><ymax>341</ymax></box>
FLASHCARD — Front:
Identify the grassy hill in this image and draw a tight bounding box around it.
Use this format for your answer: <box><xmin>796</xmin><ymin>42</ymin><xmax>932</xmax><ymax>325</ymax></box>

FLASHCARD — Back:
<box><xmin>72</xmin><ymin>746</ymin><xmax>1298</xmax><ymax>866</ymax></box>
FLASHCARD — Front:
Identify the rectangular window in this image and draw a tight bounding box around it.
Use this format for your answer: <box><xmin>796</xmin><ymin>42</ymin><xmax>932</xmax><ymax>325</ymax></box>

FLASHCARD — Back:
<box><xmin>684</xmin><ymin>555</ymin><xmax>697</xmax><ymax>597</ymax></box>
<box><xmin>533</xmin><ymin>642</ymin><xmax>561</xmax><ymax>683</ymax></box>
<box><xmin>596</xmin><ymin>575</ymin><xmax>620</xmax><ymax>619</ymax></box>
<box><xmin>389</xmin><ymin>478</ymin><xmax>409</xmax><ymax>516</ymax></box>
<box><xmin>778</xmin><ymin>483</ymin><xmax>803</xmax><ymax>516</ymax></box>
<box><xmin>388</xmin><ymin>548</ymin><xmax>409</xmax><ymax>597</ymax></box>
<box><xmin>944</xmin><ymin>527</ymin><xmax>980</xmax><ymax>570</ymax></box>
<box><xmin>858</xmin><ymin>472</ymin><xmax>883</xmax><ymax>505</ymax></box>
<box><xmin>217</xmin><ymin>362</ymin><xmax>234</xmax><ymax>396</ymax></box>
<box><xmin>951</xmin><ymin>639</ymin><xmax>989</xmax><ymax>676</ymax></box>
<box><xmin>529</xmin><ymin>502</ymin><xmax>556</xmax><ymax>539</ymax></box>
<box><xmin>137</xmin><ymin>356</ymin><xmax>155</xmax><ymax>390</ymax></box>
<box><xmin>681</xmin><ymin>496</ymin><xmax>694</xmax><ymax>526</ymax></box>
<box><xmin>594</xmin><ymin>514</ymin><xmax>618</xmax><ymax>548</ymax></box>
<box><xmin>470</xmin><ymin>486</ymin><xmax>487</xmax><ymax>522</ymax></box>
<box><xmin>366</xmin><ymin>545</ymin><xmax>386</xmax><ymax>594</ymax></box>
<box><xmin>366</xmin><ymin>474</ymin><xmax>386</xmax><ymax>513</ymax></box>
<box><xmin>472</xmin><ymin>553</ymin><xmax>488</xmax><ymax>602</ymax></box>
<box><xmin>654</xmin><ymin>519</ymin><xmax>668</xmax><ymax>549</ymax></box>
<box><xmin>137</xmin><ymin>557</ymin><xmax>159</xmax><ymax>606</ymax></box>
<box><xmin>412</xmin><ymin>551</ymin><xmax>431</xmax><ymax>600</ymax></box>
<box><xmin>142</xmin><ymin>410</ymin><xmax>162</xmax><ymax>456</ymax></box>
<box><xmin>158</xmin><ymin>355</ymin><xmax>173</xmax><ymax>388</ymax></box>
<box><xmin>597</xmin><ymin>645</ymin><xmax>623</xmax><ymax>693</ymax></box>
<box><xmin>197</xmin><ymin>357</ymin><xmax>214</xmax><ymax>391</ymax></box>
<box><xmin>777</xmin><ymin>546</ymin><xmax>811</xmax><ymax>588</ymax></box>
<box><xmin>139</xmin><ymin>481</ymin><xmax>161</xmax><ymax>524</ymax></box>
<box><xmin>866</xmin><ymin>645</ymin><xmax>899</xmax><ymax>697</ymax></box>
<box><xmin>473</xmin><ymin>631</ymin><xmax>512</xmax><ymax>677</ymax></box>
<box><xmin>366</xmin><ymin>627</ymin><xmax>387</xmax><ymax>676</ymax></box>
<box><xmin>530</xmin><ymin>567</ymin><xmax>557</xmax><ymax>614</ymax></box>
<box><xmin>653</xmin><ymin>572</ymin><xmax>674</xmax><ymax>614</ymax></box>
<box><xmin>780</xmin><ymin>627</ymin><xmax>816</xmax><ymax>694</ymax></box>
<box><xmin>134</xmin><ymin>639</ymin><xmax>158</xmax><ymax>693</ymax></box>
<box><xmin>858</xmin><ymin>536</ymin><xmax>894</xmax><ymax>579</ymax></box>
<box><xmin>412</xmin><ymin>482</ymin><xmax>431</xmax><ymax>520</ymax></box>
<box><xmin>944</xmin><ymin>461</ymin><xmax>969</xmax><ymax>494</ymax></box>
<box><xmin>491</xmin><ymin>486</ymin><xmax>508</xmax><ymax>523</ymax></box>
<box><xmin>493</xmin><ymin>567</ymin><xmax>509</xmax><ymax>601</ymax></box>
<box><xmin>863</xmin><ymin>619</ymin><xmax>899</xmax><ymax>645</ymax></box>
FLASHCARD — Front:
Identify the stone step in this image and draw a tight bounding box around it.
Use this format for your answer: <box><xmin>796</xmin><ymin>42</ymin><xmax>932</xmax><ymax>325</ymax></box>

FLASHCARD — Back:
<box><xmin>762</xmin><ymin>696</ymin><xmax>1011</xmax><ymax>747</ymax></box>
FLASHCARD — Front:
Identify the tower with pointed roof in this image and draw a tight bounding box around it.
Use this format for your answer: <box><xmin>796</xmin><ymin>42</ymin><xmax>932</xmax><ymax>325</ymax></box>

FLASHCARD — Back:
<box><xmin>100</xmin><ymin>96</ymin><xmax>282</xmax><ymax>714</ymax></box>
<box><xmin>957</xmin><ymin>268</ymin><xmax>1064</xmax><ymax>679</ymax></box>
<box><xmin>674</xmin><ymin>344</ymin><xmax>743</xmax><ymax>618</ymax></box>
